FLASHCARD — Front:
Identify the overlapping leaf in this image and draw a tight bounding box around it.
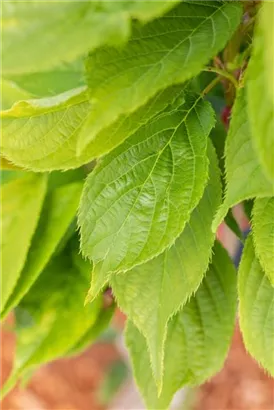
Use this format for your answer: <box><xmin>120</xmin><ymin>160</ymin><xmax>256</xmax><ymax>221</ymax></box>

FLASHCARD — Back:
<box><xmin>1</xmin><ymin>79</ymin><xmax>31</xmax><ymax>110</ymax></box>
<box><xmin>4</xmin><ymin>59</ymin><xmax>85</xmax><ymax>99</ymax></box>
<box><xmin>80</xmin><ymin>95</ymin><xmax>215</xmax><ymax>300</ymax></box>
<box><xmin>247</xmin><ymin>2</ymin><xmax>274</xmax><ymax>180</ymax></box>
<box><xmin>2</xmin><ymin>1</ymin><xmax>178</xmax><ymax>75</ymax></box>
<box><xmin>212</xmin><ymin>89</ymin><xmax>274</xmax><ymax>231</ymax></box>
<box><xmin>1</xmin><ymin>84</ymin><xmax>184</xmax><ymax>171</ymax></box>
<box><xmin>1</xmin><ymin>182</ymin><xmax>84</xmax><ymax>319</ymax></box>
<box><xmin>111</xmin><ymin>142</ymin><xmax>221</xmax><ymax>388</ymax></box>
<box><xmin>68</xmin><ymin>304</ymin><xmax>115</xmax><ymax>357</ymax></box>
<box><xmin>80</xmin><ymin>1</ymin><xmax>242</xmax><ymax>151</ymax></box>
<box><xmin>1</xmin><ymin>174</ymin><xmax>47</xmax><ymax>312</ymax></box>
<box><xmin>238</xmin><ymin>235</ymin><xmax>274</xmax><ymax>376</ymax></box>
<box><xmin>126</xmin><ymin>242</ymin><xmax>237</xmax><ymax>409</ymax></box>
<box><xmin>2</xmin><ymin>242</ymin><xmax>102</xmax><ymax>396</ymax></box>
<box><xmin>252</xmin><ymin>198</ymin><xmax>274</xmax><ymax>285</ymax></box>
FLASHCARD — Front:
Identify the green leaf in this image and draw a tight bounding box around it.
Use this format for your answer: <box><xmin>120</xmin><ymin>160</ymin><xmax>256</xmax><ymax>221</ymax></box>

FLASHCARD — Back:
<box><xmin>252</xmin><ymin>197</ymin><xmax>274</xmax><ymax>285</ymax></box>
<box><xmin>111</xmin><ymin>141</ymin><xmax>221</xmax><ymax>388</ymax></box>
<box><xmin>212</xmin><ymin>89</ymin><xmax>274</xmax><ymax>231</ymax></box>
<box><xmin>67</xmin><ymin>304</ymin><xmax>115</xmax><ymax>357</ymax></box>
<box><xmin>247</xmin><ymin>2</ymin><xmax>274</xmax><ymax>180</ymax></box>
<box><xmin>1</xmin><ymin>173</ymin><xmax>47</xmax><ymax>313</ymax></box>
<box><xmin>1</xmin><ymin>245</ymin><xmax>102</xmax><ymax>397</ymax></box>
<box><xmin>126</xmin><ymin>242</ymin><xmax>237</xmax><ymax>410</ymax></box>
<box><xmin>1</xmin><ymin>84</ymin><xmax>184</xmax><ymax>171</ymax></box>
<box><xmin>2</xmin><ymin>1</ymin><xmax>179</xmax><ymax>75</ymax></box>
<box><xmin>1</xmin><ymin>182</ymin><xmax>84</xmax><ymax>319</ymax></box>
<box><xmin>238</xmin><ymin>235</ymin><xmax>274</xmax><ymax>376</ymax></box>
<box><xmin>80</xmin><ymin>94</ymin><xmax>215</xmax><ymax>300</ymax></box>
<box><xmin>79</xmin><ymin>1</ymin><xmax>242</xmax><ymax>151</ymax></box>
<box><xmin>1</xmin><ymin>79</ymin><xmax>32</xmax><ymax>110</ymax></box>
<box><xmin>4</xmin><ymin>59</ymin><xmax>85</xmax><ymax>98</ymax></box>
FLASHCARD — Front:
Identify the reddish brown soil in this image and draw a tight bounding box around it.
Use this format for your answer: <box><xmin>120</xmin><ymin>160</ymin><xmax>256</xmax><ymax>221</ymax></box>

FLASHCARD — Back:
<box><xmin>1</xmin><ymin>317</ymin><xmax>273</xmax><ymax>410</ymax></box>
<box><xmin>194</xmin><ymin>324</ymin><xmax>274</xmax><ymax>410</ymax></box>
<box><xmin>1</xmin><ymin>319</ymin><xmax>119</xmax><ymax>410</ymax></box>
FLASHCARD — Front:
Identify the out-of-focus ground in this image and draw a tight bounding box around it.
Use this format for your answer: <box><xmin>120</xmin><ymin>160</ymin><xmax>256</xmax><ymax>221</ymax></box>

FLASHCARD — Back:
<box><xmin>1</xmin><ymin>319</ymin><xmax>273</xmax><ymax>410</ymax></box>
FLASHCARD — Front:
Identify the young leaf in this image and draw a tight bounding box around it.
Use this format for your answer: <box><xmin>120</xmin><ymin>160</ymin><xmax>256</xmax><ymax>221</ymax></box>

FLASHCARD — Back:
<box><xmin>79</xmin><ymin>1</ymin><xmax>242</xmax><ymax>151</ymax></box>
<box><xmin>111</xmin><ymin>141</ymin><xmax>221</xmax><ymax>388</ymax></box>
<box><xmin>2</xmin><ymin>1</ymin><xmax>179</xmax><ymax>75</ymax></box>
<box><xmin>126</xmin><ymin>242</ymin><xmax>237</xmax><ymax>410</ymax></box>
<box><xmin>212</xmin><ymin>89</ymin><xmax>274</xmax><ymax>231</ymax></box>
<box><xmin>252</xmin><ymin>198</ymin><xmax>274</xmax><ymax>285</ymax></box>
<box><xmin>1</xmin><ymin>174</ymin><xmax>47</xmax><ymax>313</ymax></box>
<box><xmin>79</xmin><ymin>95</ymin><xmax>215</xmax><ymax>300</ymax></box>
<box><xmin>247</xmin><ymin>2</ymin><xmax>274</xmax><ymax>180</ymax></box>
<box><xmin>1</xmin><ymin>182</ymin><xmax>84</xmax><ymax>319</ymax></box>
<box><xmin>238</xmin><ymin>235</ymin><xmax>274</xmax><ymax>376</ymax></box>
<box><xmin>2</xmin><ymin>245</ymin><xmax>102</xmax><ymax>396</ymax></box>
<box><xmin>1</xmin><ymin>84</ymin><xmax>184</xmax><ymax>171</ymax></box>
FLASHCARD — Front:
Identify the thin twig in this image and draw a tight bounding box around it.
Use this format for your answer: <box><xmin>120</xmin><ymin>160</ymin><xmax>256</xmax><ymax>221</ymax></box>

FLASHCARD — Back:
<box><xmin>201</xmin><ymin>76</ymin><xmax>222</xmax><ymax>97</ymax></box>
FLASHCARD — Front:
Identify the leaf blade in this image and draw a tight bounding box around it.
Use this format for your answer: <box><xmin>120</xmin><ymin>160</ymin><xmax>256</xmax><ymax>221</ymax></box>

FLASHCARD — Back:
<box><xmin>1</xmin><ymin>182</ymin><xmax>84</xmax><ymax>318</ymax></box>
<box><xmin>238</xmin><ymin>235</ymin><xmax>274</xmax><ymax>376</ymax></box>
<box><xmin>2</xmin><ymin>1</ymin><xmax>179</xmax><ymax>75</ymax></box>
<box><xmin>111</xmin><ymin>141</ymin><xmax>221</xmax><ymax>388</ymax></box>
<box><xmin>1</xmin><ymin>173</ymin><xmax>47</xmax><ymax>312</ymax></box>
<box><xmin>212</xmin><ymin>88</ymin><xmax>274</xmax><ymax>231</ymax></box>
<box><xmin>252</xmin><ymin>197</ymin><xmax>274</xmax><ymax>285</ymax></box>
<box><xmin>126</xmin><ymin>242</ymin><xmax>237</xmax><ymax>410</ymax></box>
<box><xmin>80</xmin><ymin>1</ymin><xmax>242</xmax><ymax>150</ymax></box>
<box><xmin>79</xmin><ymin>94</ymin><xmax>215</xmax><ymax>299</ymax></box>
<box><xmin>1</xmin><ymin>85</ymin><xmax>184</xmax><ymax>171</ymax></box>
<box><xmin>2</xmin><ymin>243</ymin><xmax>102</xmax><ymax>396</ymax></box>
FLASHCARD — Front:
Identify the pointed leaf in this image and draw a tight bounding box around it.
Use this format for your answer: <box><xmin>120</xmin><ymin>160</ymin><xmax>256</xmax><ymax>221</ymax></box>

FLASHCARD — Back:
<box><xmin>238</xmin><ymin>235</ymin><xmax>274</xmax><ymax>376</ymax></box>
<box><xmin>1</xmin><ymin>85</ymin><xmax>184</xmax><ymax>171</ymax></box>
<box><xmin>1</xmin><ymin>174</ymin><xmax>47</xmax><ymax>312</ymax></box>
<box><xmin>2</xmin><ymin>244</ymin><xmax>102</xmax><ymax>396</ymax></box>
<box><xmin>80</xmin><ymin>1</ymin><xmax>242</xmax><ymax>150</ymax></box>
<box><xmin>2</xmin><ymin>1</ymin><xmax>178</xmax><ymax>75</ymax></box>
<box><xmin>79</xmin><ymin>95</ymin><xmax>215</xmax><ymax>299</ymax></box>
<box><xmin>111</xmin><ymin>141</ymin><xmax>221</xmax><ymax>388</ymax></box>
<box><xmin>212</xmin><ymin>89</ymin><xmax>274</xmax><ymax>231</ymax></box>
<box><xmin>247</xmin><ymin>2</ymin><xmax>274</xmax><ymax>180</ymax></box>
<box><xmin>252</xmin><ymin>198</ymin><xmax>274</xmax><ymax>285</ymax></box>
<box><xmin>126</xmin><ymin>242</ymin><xmax>237</xmax><ymax>410</ymax></box>
<box><xmin>1</xmin><ymin>182</ymin><xmax>84</xmax><ymax>319</ymax></box>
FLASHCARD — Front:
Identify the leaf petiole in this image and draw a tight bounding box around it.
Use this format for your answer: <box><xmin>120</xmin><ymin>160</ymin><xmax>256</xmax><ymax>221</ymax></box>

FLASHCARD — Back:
<box><xmin>203</xmin><ymin>67</ymin><xmax>238</xmax><ymax>88</ymax></box>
